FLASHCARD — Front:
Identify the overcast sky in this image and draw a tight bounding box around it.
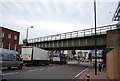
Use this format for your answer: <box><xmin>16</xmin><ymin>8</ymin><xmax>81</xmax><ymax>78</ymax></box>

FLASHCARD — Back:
<box><xmin>0</xmin><ymin>0</ymin><xmax>119</xmax><ymax>44</ymax></box>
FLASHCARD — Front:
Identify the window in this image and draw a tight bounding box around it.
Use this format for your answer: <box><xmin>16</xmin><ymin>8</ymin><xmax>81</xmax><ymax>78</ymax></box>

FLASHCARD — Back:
<box><xmin>8</xmin><ymin>43</ymin><xmax>11</xmax><ymax>49</ymax></box>
<box><xmin>0</xmin><ymin>32</ymin><xmax>4</xmax><ymax>37</ymax></box>
<box><xmin>14</xmin><ymin>35</ymin><xmax>17</xmax><ymax>40</ymax></box>
<box><xmin>8</xmin><ymin>34</ymin><xmax>11</xmax><ymax>39</ymax></box>
<box><xmin>14</xmin><ymin>44</ymin><xmax>17</xmax><ymax>50</ymax></box>
<box><xmin>0</xmin><ymin>42</ymin><xmax>3</xmax><ymax>48</ymax></box>
<box><xmin>12</xmin><ymin>44</ymin><xmax>17</xmax><ymax>50</ymax></box>
<box><xmin>6</xmin><ymin>43</ymin><xmax>9</xmax><ymax>49</ymax></box>
<box><xmin>2</xmin><ymin>32</ymin><xmax>4</xmax><ymax>37</ymax></box>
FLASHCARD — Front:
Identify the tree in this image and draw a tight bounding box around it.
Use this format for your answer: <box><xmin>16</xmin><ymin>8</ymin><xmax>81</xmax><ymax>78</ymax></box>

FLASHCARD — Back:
<box><xmin>23</xmin><ymin>39</ymin><xmax>27</xmax><ymax>45</ymax></box>
<box><xmin>72</xmin><ymin>50</ymin><xmax>76</xmax><ymax>56</ymax></box>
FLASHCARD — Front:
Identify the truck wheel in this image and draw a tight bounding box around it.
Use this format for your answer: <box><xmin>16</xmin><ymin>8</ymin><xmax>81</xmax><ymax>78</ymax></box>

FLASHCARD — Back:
<box><xmin>46</xmin><ymin>63</ymin><xmax>49</xmax><ymax>65</ymax></box>
<box><xmin>1</xmin><ymin>79</ymin><xmax>7</xmax><ymax>81</ymax></box>
<box><xmin>18</xmin><ymin>64</ymin><xmax>23</xmax><ymax>69</ymax></box>
<box><xmin>26</xmin><ymin>64</ymin><xmax>30</xmax><ymax>67</ymax></box>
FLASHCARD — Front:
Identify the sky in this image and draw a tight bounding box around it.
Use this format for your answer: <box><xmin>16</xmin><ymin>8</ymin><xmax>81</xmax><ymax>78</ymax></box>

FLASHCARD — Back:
<box><xmin>0</xmin><ymin>0</ymin><xmax>119</xmax><ymax>44</ymax></box>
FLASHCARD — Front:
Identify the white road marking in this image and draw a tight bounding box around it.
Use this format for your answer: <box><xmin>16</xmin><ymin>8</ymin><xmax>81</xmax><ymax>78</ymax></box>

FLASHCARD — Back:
<box><xmin>47</xmin><ymin>68</ymin><xmax>50</xmax><ymax>69</ymax></box>
<box><xmin>75</xmin><ymin>68</ymin><xmax>88</xmax><ymax>78</ymax></box>
<box><xmin>2</xmin><ymin>65</ymin><xmax>62</xmax><ymax>75</ymax></box>
<box><xmin>47</xmin><ymin>67</ymin><xmax>56</xmax><ymax>69</ymax></box>
<box><xmin>60</xmin><ymin>65</ymin><xmax>65</xmax><ymax>67</ymax></box>
<box><xmin>39</xmin><ymin>69</ymin><xmax>44</xmax><ymax>70</ymax></box>
<box><xmin>28</xmin><ymin>69</ymin><xmax>39</xmax><ymax>72</ymax></box>
<box><xmin>58</xmin><ymin>65</ymin><xmax>64</xmax><ymax>67</ymax></box>
<box><xmin>2</xmin><ymin>72</ymin><xmax>18</xmax><ymax>75</ymax></box>
<box><xmin>52</xmin><ymin>67</ymin><xmax>56</xmax><ymax>68</ymax></box>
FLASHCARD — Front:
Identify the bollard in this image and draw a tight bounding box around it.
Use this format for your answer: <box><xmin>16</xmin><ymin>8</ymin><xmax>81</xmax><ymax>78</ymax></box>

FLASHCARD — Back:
<box><xmin>1</xmin><ymin>79</ymin><xmax>7</xmax><ymax>81</ymax></box>
<box><xmin>86</xmin><ymin>74</ymin><xmax>90</xmax><ymax>81</ymax></box>
<box><xmin>1</xmin><ymin>76</ymin><xmax>7</xmax><ymax>81</ymax></box>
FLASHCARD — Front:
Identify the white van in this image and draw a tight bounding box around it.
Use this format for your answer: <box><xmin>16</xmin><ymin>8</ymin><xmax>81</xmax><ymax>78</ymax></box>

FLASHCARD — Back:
<box><xmin>0</xmin><ymin>48</ymin><xmax>23</xmax><ymax>69</ymax></box>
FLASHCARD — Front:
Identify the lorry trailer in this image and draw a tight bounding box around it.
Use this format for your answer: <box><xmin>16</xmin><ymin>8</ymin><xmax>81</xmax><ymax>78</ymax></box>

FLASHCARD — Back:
<box><xmin>21</xmin><ymin>46</ymin><xmax>50</xmax><ymax>66</ymax></box>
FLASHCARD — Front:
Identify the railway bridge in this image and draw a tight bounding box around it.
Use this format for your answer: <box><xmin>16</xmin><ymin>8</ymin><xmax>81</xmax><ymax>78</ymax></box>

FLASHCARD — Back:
<box><xmin>28</xmin><ymin>24</ymin><xmax>119</xmax><ymax>50</ymax></box>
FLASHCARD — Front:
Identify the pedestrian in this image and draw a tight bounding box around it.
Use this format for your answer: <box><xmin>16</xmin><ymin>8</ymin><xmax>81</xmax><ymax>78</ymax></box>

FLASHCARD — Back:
<box><xmin>102</xmin><ymin>63</ymin><xmax>106</xmax><ymax>71</ymax></box>
<box><xmin>98</xmin><ymin>62</ymin><xmax>102</xmax><ymax>72</ymax></box>
<box><xmin>93</xmin><ymin>62</ymin><xmax>95</xmax><ymax>67</ymax></box>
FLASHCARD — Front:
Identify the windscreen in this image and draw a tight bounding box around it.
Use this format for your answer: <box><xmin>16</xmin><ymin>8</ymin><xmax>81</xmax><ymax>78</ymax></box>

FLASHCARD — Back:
<box><xmin>21</xmin><ymin>48</ymin><xmax>32</xmax><ymax>55</ymax></box>
<box><xmin>0</xmin><ymin>48</ymin><xmax>17</xmax><ymax>61</ymax></box>
<box><xmin>52</xmin><ymin>53</ymin><xmax>60</xmax><ymax>61</ymax></box>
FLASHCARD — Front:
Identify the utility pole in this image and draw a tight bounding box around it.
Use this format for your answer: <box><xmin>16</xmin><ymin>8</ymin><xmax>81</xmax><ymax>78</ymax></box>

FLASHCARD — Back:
<box><xmin>94</xmin><ymin>0</ymin><xmax>97</xmax><ymax>75</ymax></box>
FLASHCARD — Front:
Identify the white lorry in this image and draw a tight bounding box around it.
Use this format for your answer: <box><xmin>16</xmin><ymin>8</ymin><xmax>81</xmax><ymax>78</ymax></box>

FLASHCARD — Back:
<box><xmin>21</xmin><ymin>46</ymin><xmax>50</xmax><ymax>66</ymax></box>
<box><xmin>0</xmin><ymin>48</ymin><xmax>23</xmax><ymax>69</ymax></box>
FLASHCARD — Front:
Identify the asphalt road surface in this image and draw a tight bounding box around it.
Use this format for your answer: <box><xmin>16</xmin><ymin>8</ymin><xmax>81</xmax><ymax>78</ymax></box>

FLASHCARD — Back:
<box><xmin>2</xmin><ymin>64</ymin><xmax>87</xmax><ymax>80</ymax></box>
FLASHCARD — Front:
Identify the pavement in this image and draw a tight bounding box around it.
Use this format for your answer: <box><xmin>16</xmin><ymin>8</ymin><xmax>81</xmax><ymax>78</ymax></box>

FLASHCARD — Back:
<box><xmin>67</xmin><ymin>60</ymin><xmax>110</xmax><ymax>81</ymax></box>
<box><xmin>84</xmin><ymin>68</ymin><xmax>109</xmax><ymax>80</ymax></box>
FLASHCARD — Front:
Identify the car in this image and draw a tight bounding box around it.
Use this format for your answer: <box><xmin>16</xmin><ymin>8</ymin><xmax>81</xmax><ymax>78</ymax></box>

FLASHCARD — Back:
<box><xmin>85</xmin><ymin>59</ymin><xmax>89</xmax><ymax>62</ymax></box>
<box><xmin>80</xmin><ymin>59</ymin><xmax>85</xmax><ymax>62</ymax></box>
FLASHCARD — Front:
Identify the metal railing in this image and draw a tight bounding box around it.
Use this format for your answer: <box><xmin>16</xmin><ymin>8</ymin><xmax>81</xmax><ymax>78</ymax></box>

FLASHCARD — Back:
<box><xmin>28</xmin><ymin>24</ymin><xmax>117</xmax><ymax>43</ymax></box>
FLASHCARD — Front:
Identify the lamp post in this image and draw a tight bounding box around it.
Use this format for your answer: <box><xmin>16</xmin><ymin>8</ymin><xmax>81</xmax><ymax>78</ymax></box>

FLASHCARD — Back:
<box><xmin>94</xmin><ymin>0</ymin><xmax>97</xmax><ymax>75</ymax></box>
<box><xmin>26</xmin><ymin>26</ymin><xmax>33</xmax><ymax>46</ymax></box>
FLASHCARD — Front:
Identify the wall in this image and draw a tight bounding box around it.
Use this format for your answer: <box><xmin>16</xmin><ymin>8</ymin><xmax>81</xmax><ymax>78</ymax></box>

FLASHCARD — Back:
<box><xmin>1</xmin><ymin>27</ymin><xmax>20</xmax><ymax>51</ymax></box>
<box><xmin>106</xmin><ymin>46</ymin><xmax>120</xmax><ymax>81</ymax></box>
<box><xmin>107</xmin><ymin>29</ymin><xmax>120</xmax><ymax>48</ymax></box>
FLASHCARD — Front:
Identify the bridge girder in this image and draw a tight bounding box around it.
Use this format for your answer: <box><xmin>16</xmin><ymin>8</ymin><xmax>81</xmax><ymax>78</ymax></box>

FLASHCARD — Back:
<box><xmin>28</xmin><ymin>34</ymin><xmax>107</xmax><ymax>50</ymax></box>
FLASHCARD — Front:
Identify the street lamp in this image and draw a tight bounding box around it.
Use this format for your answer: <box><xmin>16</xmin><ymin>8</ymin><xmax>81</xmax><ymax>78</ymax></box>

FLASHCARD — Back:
<box><xmin>26</xmin><ymin>26</ymin><xmax>34</xmax><ymax>46</ymax></box>
<box><xmin>94</xmin><ymin>0</ymin><xmax>97</xmax><ymax>75</ymax></box>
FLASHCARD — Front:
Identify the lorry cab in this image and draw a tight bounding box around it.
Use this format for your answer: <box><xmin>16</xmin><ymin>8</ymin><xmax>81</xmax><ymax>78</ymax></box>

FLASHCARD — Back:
<box><xmin>52</xmin><ymin>53</ymin><xmax>67</xmax><ymax>64</ymax></box>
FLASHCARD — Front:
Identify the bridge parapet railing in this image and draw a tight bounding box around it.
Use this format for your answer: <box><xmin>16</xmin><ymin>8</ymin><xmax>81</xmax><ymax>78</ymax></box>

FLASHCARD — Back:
<box><xmin>28</xmin><ymin>24</ymin><xmax>117</xmax><ymax>43</ymax></box>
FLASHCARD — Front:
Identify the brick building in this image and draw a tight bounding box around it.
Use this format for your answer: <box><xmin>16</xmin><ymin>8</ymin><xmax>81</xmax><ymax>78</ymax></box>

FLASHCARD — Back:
<box><xmin>0</xmin><ymin>26</ymin><xmax>20</xmax><ymax>51</ymax></box>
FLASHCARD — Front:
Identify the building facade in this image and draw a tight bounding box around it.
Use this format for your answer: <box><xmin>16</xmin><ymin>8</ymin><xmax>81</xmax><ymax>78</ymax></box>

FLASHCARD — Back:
<box><xmin>0</xmin><ymin>26</ymin><xmax>20</xmax><ymax>51</ymax></box>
